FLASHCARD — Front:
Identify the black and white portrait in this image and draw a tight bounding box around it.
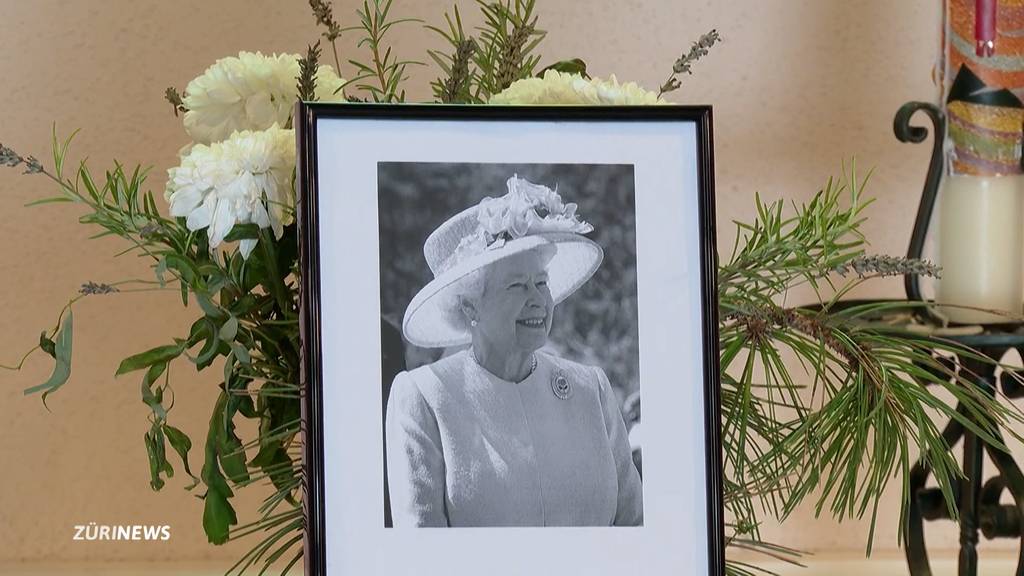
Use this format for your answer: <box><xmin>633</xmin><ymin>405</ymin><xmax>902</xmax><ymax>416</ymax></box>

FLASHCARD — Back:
<box><xmin>377</xmin><ymin>163</ymin><xmax>642</xmax><ymax>528</ymax></box>
<box><xmin>304</xmin><ymin>108</ymin><xmax>719</xmax><ymax>576</ymax></box>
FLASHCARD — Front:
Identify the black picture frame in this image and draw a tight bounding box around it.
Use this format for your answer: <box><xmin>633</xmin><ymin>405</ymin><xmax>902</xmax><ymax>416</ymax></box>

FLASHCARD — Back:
<box><xmin>297</xmin><ymin>103</ymin><xmax>722</xmax><ymax>576</ymax></box>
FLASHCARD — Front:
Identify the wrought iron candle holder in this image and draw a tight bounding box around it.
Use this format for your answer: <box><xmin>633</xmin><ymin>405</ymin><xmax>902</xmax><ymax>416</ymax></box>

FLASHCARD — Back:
<box><xmin>896</xmin><ymin>100</ymin><xmax>1024</xmax><ymax>576</ymax></box>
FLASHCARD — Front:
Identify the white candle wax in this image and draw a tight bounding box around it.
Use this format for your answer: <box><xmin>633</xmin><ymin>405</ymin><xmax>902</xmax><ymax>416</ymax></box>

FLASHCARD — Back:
<box><xmin>935</xmin><ymin>173</ymin><xmax>1024</xmax><ymax>324</ymax></box>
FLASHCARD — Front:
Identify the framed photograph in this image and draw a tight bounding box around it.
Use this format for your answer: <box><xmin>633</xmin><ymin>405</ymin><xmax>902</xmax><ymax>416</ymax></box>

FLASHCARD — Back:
<box><xmin>297</xmin><ymin>104</ymin><xmax>722</xmax><ymax>576</ymax></box>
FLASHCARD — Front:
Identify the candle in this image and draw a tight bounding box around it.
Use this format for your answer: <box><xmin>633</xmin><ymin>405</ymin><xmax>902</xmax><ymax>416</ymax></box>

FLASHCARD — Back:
<box><xmin>936</xmin><ymin>173</ymin><xmax>1024</xmax><ymax>323</ymax></box>
<box><xmin>976</xmin><ymin>0</ymin><xmax>997</xmax><ymax>57</ymax></box>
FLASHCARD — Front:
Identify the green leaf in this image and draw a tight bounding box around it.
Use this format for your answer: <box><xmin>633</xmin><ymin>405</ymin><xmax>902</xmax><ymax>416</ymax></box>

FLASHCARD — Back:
<box><xmin>230</xmin><ymin>342</ymin><xmax>251</xmax><ymax>365</ymax></box>
<box><xmin>185</xmin><ymin>316</ymin><xmax>208</xmax><ymax>347</ymax></box>
<box><xmin>24</xmin><ymin>310</ymin><xmax>73</xmax><ymax>404</ymax></box>
<box><xmin>223</xmin><ymin>223</ymin><xmax>261</xmax><ymax>242</ymax></box>
<box><xmin>144</xmin><ymin>424</ymin><xmax>174</xmax><ymax>491</ymax></box>
<box><xmin>144</xmin><ymin>432</ymin><xmax>165</xmax><ymax>491</ymax></box>
<box><xmin>80</xmin><ymin>167</ymin><xmax>100</xmax><ymax>201</ymax></box>
<box><xmin>39</xmin><ymin>331</ymin><xmax>56</xmax><ymax>359</ymax></box>
<box><xmin>25</xmin><ymin>196</ymin><xmax>74</xmax><ymax>207</ymax></box>
<box><xmin>155</xmin><ymin>257</ymin><xmax>168</xmax><ymax>288</ymax></box>
<box><xmin>196</xmin><ymin>291</ymin><xmax>227</xmax><ymax>320</ymax></box>
<box><xmin>236</xmin><ymin>394</ymin><xmax>257</xmax><ymax>419</ymax></box>
<box><xmin>140</xmin><ymin>362</ymin><xmax>168</xmax><ymax>421</ymax></box>
<box><xmin>116</xmin><ymin>343</ymin><xmax>185</xmax><ymax>376</ymax></box>
<box><xmin>162</xmin><ymin>253</ymin><xmax>198</xmax><ymax>284</ymax></box>
<box><xmin>249</xmin><ymin>439</ymin><xmax>284</xmax><ymax>468</ymax></box>
<box><xmin>203</xmin><ymin>484</ymin><xmax>237</xmax><ymax>545</ymax></box>
<box><xmin>202</xmin><ymin>392</ymin><xmax>237</xmax><ymax>545</ymax></box>
<box><xmin>210</xmin><ymin>376</ymin><xmax>250</xmax><ymax>486</ymax></box>
<box><xmin>218</xmin><ymin>432</ymin><xmax>249</xmax><ymax>484</ymax></box>
<box><xmin>165</xmin><ymin>424</ymin><xmax>199</xmax><ymax>488</ymax></box>
<box><xmin>218</xmin><ymin>316</ymin><xmax>239</xmax><ymax>342</ymax></box>
<box><xmin>194</xmin><ymin>322</ymin><xmax>222</xmax><ymax>369</ymax></box>
<box><xmin>537</xmin><ymin>58</ymin><xmax>588</xmax><ymax>78</ymax></box>
<box><xmin>227</xmin><ymin>294</ymin><xmax>258</xmax><ymax>318</ymax></box>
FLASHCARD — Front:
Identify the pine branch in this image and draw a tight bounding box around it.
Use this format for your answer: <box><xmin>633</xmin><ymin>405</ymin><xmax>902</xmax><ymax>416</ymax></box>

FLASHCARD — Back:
<box><xmin>717</xmin><ymin>167</ymin><xmax>1024</xmax><ymax>555</ymax></box>
<box><xmin>725</xmin><ymin>305</ymin><xmax>863</xmax><ymax>369</ymax></box>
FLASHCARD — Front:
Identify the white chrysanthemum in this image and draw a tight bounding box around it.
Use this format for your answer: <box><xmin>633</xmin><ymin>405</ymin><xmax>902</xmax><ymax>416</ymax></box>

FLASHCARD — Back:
<box><xmin>165</xmin><ymin>125</ymin><xmax>295</xmax><ymax>258</ymax></box>
<box><xmin>183</xmin><ymin>51</ymin><xmax>345</xmax><ymax>144</ymax></box>
<box><xmin>489</xmin><ymin>70</ymin><xmax>666</xmax><ymax>105</ymax></box>
<box><xmin>314</xmin><ymin>64</ymin><xmax>346</xmax><ymax>102</ymax></box>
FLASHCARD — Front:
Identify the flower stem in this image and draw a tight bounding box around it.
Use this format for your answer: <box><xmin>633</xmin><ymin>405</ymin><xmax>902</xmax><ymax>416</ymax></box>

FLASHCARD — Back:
<box><xmin>330</xmin><ymin>40</ymin><xmax>342</xmax><ymax>76</ymax></box>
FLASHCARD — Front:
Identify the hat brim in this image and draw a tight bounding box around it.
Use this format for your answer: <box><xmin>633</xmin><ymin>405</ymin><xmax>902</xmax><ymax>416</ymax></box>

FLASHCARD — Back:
<box><xmin>402</xmin><ymin>233</ymin><xmax>604</xmax><ymax>348</ymax></box>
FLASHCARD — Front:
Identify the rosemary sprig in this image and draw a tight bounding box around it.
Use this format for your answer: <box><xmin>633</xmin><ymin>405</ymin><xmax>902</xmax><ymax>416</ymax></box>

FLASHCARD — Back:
<box><xmin>309</xmin><ymin>0</ymin><xmax>343</xmax><ymax>71</ymax></box>
<box><xmin>493</xmin><ymin>3</ymin><xmax>536</xmax><ymax>89</ymax></box>
<box><xmin>296</xmin><ymin>41</ymin><xmax>322</xmax><ymax>102</ymax></box>
<box><xmin>658</xmin><ymin>29</ymin><xmax>721</xmax><ymax>97</ymax></box>
<box><xmin>474</xmin><ymin>0</ymin><xmax>546</xmax><ymax>97</ymax></box>
<box><xmin>0</xmin><ymin>143</ymin><xmax>43</xmax><ymax>174</ymax></box>
<box><xmin>443</xmin><ymin>39</ymin><xmax>477</xmax><ymax>103</ymax></box>
<box><xmin>164</xmin><ymin>87</ymin><xmax>188</xmax><ymax>117</ymax></box>
<box><xmin>79</xmin><ymin>281</ymin><xmax>119</xmax><ymax>295</ymax></box>
<box><xmin>426</xmin><ymin>0</ymin><xmax>546</xmax><ymax>103</ymax></box>
<box><xmin>426</xmin><ymin>4</ymin><xmax>479</xmax><ymax>103</ymax></box>
<box><xmin>344</xmin><ymin>0</ymin><xmax>424</xmax><ymax>102</ymax></box>
<box><xmin>834</xmin><ymin>254</ymin><xmax>942</xmax><ymax>280</ymax></box>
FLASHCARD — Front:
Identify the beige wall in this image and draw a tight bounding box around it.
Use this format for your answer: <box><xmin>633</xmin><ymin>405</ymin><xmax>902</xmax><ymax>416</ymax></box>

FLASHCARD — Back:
<box><xmin>0</xmin><ymin>0</ymin><xmax>987</xmax><ymax>568</ymax></box>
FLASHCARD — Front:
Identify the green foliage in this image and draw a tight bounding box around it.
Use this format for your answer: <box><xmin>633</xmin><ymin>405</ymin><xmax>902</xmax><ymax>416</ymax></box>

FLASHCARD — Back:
<box><xmin>117</xmin><ymin>343</ymin><xmax>186</xmax><ymax>375</ymax></box>
<box><xmin>165</xmin><ymin>423</ymin><xmax>199</xmax><ymax>487</ymax></box>
<box><xmin>203</xmin><ymin>391</ymin><xmax>240</xmax><ymax>545</ymax></box>
<box><xmin>475</xmin><ymin>0</ymin><xmax>544</xmax><ymax>95</ymax></box>
<box><xmin>426</xmin><ymin>5</ymin><xmax>477</xmax><ymax>103</ymax></box>
<box><xmin>426</xmin><ymin>0</ymin><xmax>546</xmax><ymax>103</ymax></box>
<box><xmin>296</xmin><ymin>41</ymin><xmax>322</xmax><ymax>102</ymax></box>
<box><xmin>145</xmin><ymin>420</ymin><xmax>175</xmax><ymax>491</ymax></box>
<box><xmin>343</xmin><ymin>0</ymin><xmax>424</xmax><ymax>102</ymax></box>
<box><xmin>718</xmin><ymin>168</ymin><xmax>1023</xmax><ymax>556</ymax></box>
<box><xmin>3</xmin><ymin>130</ymin><xmax>303</xmax><ymax>571</ymax></box>
<box><xmin>22</xmin><ymin>310</ymin><xmax>73</xmax><ymax>407</ymax></box>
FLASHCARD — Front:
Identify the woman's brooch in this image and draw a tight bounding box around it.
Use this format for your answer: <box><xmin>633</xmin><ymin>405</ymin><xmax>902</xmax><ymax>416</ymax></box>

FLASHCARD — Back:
<box><xmin>551</xmin><ymin>370</ymin><xmax>573</xmax><ymax>400</ymax></box>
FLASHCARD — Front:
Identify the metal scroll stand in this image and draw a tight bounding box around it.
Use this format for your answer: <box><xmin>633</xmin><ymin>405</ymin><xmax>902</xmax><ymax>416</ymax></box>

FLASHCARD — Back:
<box><xmin>894</xmin><ymin>101</ymin><xmax>1024</xmax><ymax>576</ymax></box>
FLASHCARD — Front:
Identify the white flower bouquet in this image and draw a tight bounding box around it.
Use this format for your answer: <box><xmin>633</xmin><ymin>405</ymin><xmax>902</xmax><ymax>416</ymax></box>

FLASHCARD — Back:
<box><xmin>2</xmin><ymin>1</ymin><xmax>1016</xmax><ymax>575</ymax></box>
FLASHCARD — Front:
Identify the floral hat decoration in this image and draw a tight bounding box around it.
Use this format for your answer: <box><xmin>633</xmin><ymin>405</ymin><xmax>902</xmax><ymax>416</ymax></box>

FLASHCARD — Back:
<box><xmin>402</xmin><ymin>174</ymin><xmax>604</xmax><ymax>348</ymax></box>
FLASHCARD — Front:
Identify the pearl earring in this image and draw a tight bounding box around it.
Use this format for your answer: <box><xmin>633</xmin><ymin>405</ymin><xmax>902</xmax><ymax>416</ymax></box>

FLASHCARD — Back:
<box><xmin>470</xmin><ymin>320</ymin><xmax>478</xmax><ymax>327</ymax></box>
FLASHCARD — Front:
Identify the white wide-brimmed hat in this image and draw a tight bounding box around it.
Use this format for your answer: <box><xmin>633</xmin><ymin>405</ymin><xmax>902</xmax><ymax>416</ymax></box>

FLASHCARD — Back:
<box><xmin>402</xmin><ymin>175</ymin><xmax>604</xmax><ymax>348</ymax></box>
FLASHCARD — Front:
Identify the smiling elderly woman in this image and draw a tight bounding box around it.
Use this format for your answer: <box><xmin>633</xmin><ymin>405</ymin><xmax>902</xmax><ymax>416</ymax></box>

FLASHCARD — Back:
<box><xmin>385</xmin><ymin>175</ymin><xmax>643</xmax><ymax>528</ymax></box>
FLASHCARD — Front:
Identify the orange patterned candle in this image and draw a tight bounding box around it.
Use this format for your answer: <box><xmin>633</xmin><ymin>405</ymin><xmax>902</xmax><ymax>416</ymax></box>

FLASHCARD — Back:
<box><xmin>935</xmin><ymin>0</ymin><xmax>1024</xmax><ymax>323</ymax></box>
<box><xmin>945</xmin><ymin>0</ymin><xmax>1024</xmax><ymax>176</ymax></box>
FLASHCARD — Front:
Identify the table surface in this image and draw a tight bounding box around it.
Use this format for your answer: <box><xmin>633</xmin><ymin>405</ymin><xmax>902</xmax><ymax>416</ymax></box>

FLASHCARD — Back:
<box><xmin>0</xmin><ymin>553</ymin><xmax>1020</xmax><ymax>575</ymax></box>
<box><xmin>749</xmin><ymin>552</ymin><xmax>1018</xmax><ymax>575</ymax></box>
